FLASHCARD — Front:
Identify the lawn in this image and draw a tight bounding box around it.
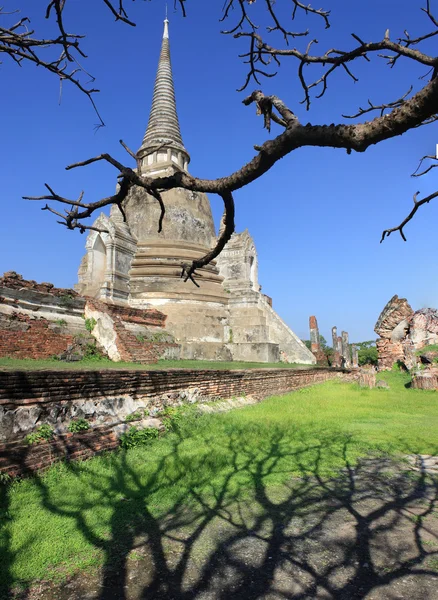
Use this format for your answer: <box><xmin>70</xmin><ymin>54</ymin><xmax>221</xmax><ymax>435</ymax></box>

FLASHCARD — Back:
<box><xmin>0</xmin><ymin>357</ymin><xmax>315</xmax><ymax>371</ymax></box>
<box><xmin>1</xmin><ymin>371</ymin><xmax>437</xmax><ymax>595</ymax></box>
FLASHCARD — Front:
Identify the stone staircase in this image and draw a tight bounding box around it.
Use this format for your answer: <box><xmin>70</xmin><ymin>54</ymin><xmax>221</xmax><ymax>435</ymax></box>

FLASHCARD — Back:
<box><xmin>85</xmin><ymin>299</ymin><xmax>180</xmax><ymax>364</ymax></box>
<box><xmin>112</xmin><ymin>319</ymin><xmax>160</xmax><ymax>363</ymax></box>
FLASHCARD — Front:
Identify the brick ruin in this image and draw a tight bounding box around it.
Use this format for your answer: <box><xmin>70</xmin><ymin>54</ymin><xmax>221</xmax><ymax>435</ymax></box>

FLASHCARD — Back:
<box><xmin>309</xmin><ymin>318</ymin><xmax>358</xmax><ymax>368</ymax></box>
<box><xmin>0</xmin><ymin>367</ymin><xmax>360</xmax><ymax>478</ymax></box>
<box><xmin>309</xmin><ymin>316</ymin><xmax>329</xmax><ymax>365</ymax></box>
<box><xmin>374</xmin><ymin>295</ymin><xmax>438</xmax><ymax>371</ymax></box>
<box><xmin>0</xmin><ymin>272</ymin><xmax>178</xmax><ymax>363</ymax></box>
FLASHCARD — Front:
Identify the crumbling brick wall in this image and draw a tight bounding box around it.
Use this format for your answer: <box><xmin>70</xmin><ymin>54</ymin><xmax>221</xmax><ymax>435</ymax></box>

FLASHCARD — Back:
<box><xmin>0</xmin><ymin>366</ymin><xmax>357</xmax><ymax>477</ymax></box>
<box><xmin>0</xmin><ymin>273</ymin><xmax>174</xmax><ymax>363</ymax></box>
<box><xmin>0</xmin><ymin>313</ymin><xmax>75</xmax><ymax>359</ymax></box>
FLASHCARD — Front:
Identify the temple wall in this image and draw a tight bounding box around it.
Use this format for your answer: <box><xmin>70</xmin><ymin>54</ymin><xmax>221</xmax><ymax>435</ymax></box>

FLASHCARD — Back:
<box><xmin>0</xmin><ymin>367</ymin><xmax>355</xmax><ymax>476</ymax></box>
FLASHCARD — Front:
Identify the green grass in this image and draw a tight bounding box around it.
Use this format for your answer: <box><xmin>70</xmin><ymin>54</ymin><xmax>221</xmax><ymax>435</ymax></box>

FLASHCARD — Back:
<box><xmin>416</xmin><ymin>344</ymin><xmax>438</xmax><ymax>355</ymax></box>
<box><xmin>1</xmin><ymin>371</ymin><xmax>437</xmax><ymax>592</ymax></box>
<box><xmin>0</xmin><ymin>357</ymin><xmax>314</xmax><ymax>371</ymax></box>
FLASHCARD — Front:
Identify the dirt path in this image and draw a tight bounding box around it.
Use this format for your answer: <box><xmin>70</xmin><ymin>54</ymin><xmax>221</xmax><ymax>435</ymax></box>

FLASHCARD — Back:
<box><xmin>10</xmin><ymin>458</ymin><xmax>438</xmax><ymax>600</ymax></box>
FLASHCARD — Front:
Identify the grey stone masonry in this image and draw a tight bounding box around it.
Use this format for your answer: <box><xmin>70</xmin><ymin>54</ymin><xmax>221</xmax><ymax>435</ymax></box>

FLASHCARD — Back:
<box><xmin>341</xmin><ymin>331</ymin><xmax>351</xmax><ymax>368</ymax></box>
<box><xmin>351</xmin><ymin>344</ymin><xmax>359</xmax><ymax>368</ymax></box>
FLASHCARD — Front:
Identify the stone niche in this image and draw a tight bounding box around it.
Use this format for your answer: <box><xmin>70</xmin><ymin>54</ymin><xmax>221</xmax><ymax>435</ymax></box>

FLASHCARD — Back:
<box><xmin>217</xmin><ymin>229</ymin><xmax>259</xmax><ymax>296</ymax></box>
<box><xmin>76</xmin><ymin>210</ymin><xmax>137</xmax><ymax>303</ymax></box>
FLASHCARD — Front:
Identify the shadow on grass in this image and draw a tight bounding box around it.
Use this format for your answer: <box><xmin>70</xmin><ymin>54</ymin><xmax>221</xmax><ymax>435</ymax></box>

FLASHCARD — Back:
<box><xmin>2</xmin><ymin>429</ymin><xmax>438</xmax><ymax>600</ymax></box>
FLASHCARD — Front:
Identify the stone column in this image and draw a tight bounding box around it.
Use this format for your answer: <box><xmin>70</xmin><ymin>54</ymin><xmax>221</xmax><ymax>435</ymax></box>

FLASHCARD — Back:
<box><xmin>332</xmin><ymin>326</ymin><xmax>340</xmax><ymax>367</ymax></box>
<box><xmin>351</xmin><ymin>344</ymin><xmax>359</xmax><ymax>368</ymax></box>
<box><xmin>309</xmin><ymin>315</ymin><xmax>320</xmax><ymax>354</ymax></box>
<box><xmin>309</xmin><ymin>315</ymin><xmax>328</xmax><ymax>365</ymax></box>
<box><xmin>341</xmin><ymin>331</ymin><xmax>351</xmax><ymax>368</ymax></box>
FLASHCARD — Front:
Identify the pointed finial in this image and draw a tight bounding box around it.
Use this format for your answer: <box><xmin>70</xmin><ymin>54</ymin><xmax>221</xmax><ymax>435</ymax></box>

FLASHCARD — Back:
<box><xmin>163</xmin><ymin>4</ymin><xmax>169</xmax><ymax>39</ymax></box>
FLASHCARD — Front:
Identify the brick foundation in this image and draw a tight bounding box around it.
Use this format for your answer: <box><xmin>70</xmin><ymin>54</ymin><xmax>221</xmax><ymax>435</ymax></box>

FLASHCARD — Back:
<box><xmin>0</xmin><ymin>367</ymin><xmax>355</xmax><ymax>477</ymax></box>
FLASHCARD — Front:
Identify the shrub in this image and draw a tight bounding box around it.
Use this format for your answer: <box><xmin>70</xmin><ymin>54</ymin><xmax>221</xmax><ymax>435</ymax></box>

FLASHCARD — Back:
<box><xmin>84</xmin><ymin>317</ymin><xmax>97</xmax><ymax>333</ymax></box>
<box><xmin>358</xmin><ymin>346</ymin><xmax>378</xmax><ymax>366</ymax></box>
<box><xmin>68</xmin><ymin>419</ymin><xmax>90</xmax><ymax>433</ymax></box>
<box><xmin>0</xmin><ymin>472</ymin><xmax>12</xmax><ymax>485</ymax></box>
<box><xmin>125</xmin><ymin>411</ymin><xmax>143</xmax><ymax>422</ymax></box>
<box><xmin>161</xmin><ymin>406</ymin><xmax>193</xmax><ymax>433</ymax></box>
<box><xmin>26</xmin><ymin>424</ymin><xmax>54</xmax><ymax>445</ymax></box>
<box><xmin>120</xmin><ymin>426</ymin><xmax>159</xmax><ymax>449</ymax></box>
<box><xmin>83</xmin><ymin>343</ymin><xmax>106</xmax><ymax>360</ymax></box>
<box><xmin>55</xmin><ymin>318</ymin><xmax>67</xmax><ymax>327</ymax></box>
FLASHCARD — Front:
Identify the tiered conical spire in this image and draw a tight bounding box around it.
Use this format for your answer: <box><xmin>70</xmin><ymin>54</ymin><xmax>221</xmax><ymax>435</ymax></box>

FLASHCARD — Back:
<box><xmin>138</xmin><ymin>18</ymin><xmax>189</xmax><ymax>167</ymax></box>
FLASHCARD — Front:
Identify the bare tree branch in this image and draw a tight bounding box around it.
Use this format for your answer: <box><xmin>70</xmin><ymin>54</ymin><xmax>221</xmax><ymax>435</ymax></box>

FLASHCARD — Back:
<box><xmin>381</xmin><ymin>190</ymin><xmax>438</xmax><ymax>243</ymax></box>
<box><xmin>19</xmin><ymin>1</ymin><xmax>438</xmax><ymax>276</ymax></box>
<box><xmin>343</xmin><ymin>86</ymin><xmax>414</xmax><ymax>119</ymax></box>
<box><xmin>412</xmin><ymin>155</ymin><xmax>438</xmax><ymax>177</ymax></box>
<box><xmin>0</xmin><ymin>1</ymin><xmax>144</xmax><ymax>127</ymax></box>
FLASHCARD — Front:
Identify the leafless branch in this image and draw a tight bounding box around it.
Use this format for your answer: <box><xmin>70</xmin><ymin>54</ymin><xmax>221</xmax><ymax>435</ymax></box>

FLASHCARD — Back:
<box><xmin>0</xmin><ymin>1</ymin><xmax>143</xmax><ymax>126</ymax></box>
<box><xmin>343</xmin><ymin>86</ymin><xmax>414</xmax><ymax>119</ymax></box>
<box><xmin>381</xmin><ymin>190</ymin><xmax>438</xmax><ymax>242</ymax></box>
<box><xmin>20</xmin><ymin>0</ymin><xmax>438</xmax><ymax>273</ymax></box>
<box><xmin>412</xmin><ymin>155</ymin><xmax>438</xmax><ymax>177</ymax></box>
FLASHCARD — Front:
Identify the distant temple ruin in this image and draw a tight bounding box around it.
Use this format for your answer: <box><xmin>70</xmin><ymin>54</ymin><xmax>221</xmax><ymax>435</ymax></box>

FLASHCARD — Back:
<box><xmin>375</xmin><ymin>295</ymin><xmax>438</xmax><ymax>370</ymax></box>
<box><xmin>309</xmin><ymin>317</ymin><xmax>358</xmax><ymax>368</ymax></box>
<box><xmin>75</xmin><ymin>19</ymin><xmax>314</xmax><ymax>365</ymax></box>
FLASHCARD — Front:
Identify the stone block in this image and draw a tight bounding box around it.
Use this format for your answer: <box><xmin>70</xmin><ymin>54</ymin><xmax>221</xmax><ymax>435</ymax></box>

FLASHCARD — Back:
<box><xmin>228</xmin><ymin>342</ymin><xmax>280</xmax><ymax>363</ymax></box>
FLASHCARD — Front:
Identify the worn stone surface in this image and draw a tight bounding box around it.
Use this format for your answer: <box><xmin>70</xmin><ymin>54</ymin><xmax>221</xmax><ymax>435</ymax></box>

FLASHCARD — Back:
<box><xmin>375</xmin><ymin>296</ymin><xmax>438</xmax><ymax>371</ymax></box>
<box><xmin>411</xmin><ymin>367</ymin><xmax>438</xmax><ymax>390</ymax></box>
<box><xmin>308</xmin><ymin>315</ymin><xmax>327</xmax><ymax>365</ymax></box>
<box><xmin>409</xmin><ymin>308</ymin><xmax>438</xmax><ymax>347</ymax></box>
<box><xmin>358</xmin><ymin>367</ymin><xmax>376</xmax><ymax>388</ymax></box>
<box><xmin>341</xmin><ymin>331</ymin><xmax>351</xmax><ymax>368</ymax></box>
<box><xmin>351</xmin><ymin>344</ymin><xmax>359</xmax><ymax>368</ymax></box>
<box><xmin>374</xmin><ymin>295</ymin><xmax>414</xmax><ymax>339</ymax></box>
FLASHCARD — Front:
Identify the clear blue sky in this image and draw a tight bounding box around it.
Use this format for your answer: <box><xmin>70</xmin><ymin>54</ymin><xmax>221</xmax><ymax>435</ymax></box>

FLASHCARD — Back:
<box><xmin>1</xmin><ymin>0</ymin><xmax>437</xmax><ymax>343</ymax></box>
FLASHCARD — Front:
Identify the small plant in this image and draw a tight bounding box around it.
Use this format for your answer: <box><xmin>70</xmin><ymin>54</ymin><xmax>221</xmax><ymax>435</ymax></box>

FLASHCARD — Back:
<box><xmin>125</xmin><ymin>411</ymin><xmax>143</xmax><ymax>423</ymax></box>
<box><xmin>84</xmin><ymin>317</ymin><xmax>97</xmax><ymax>333</ymax></box>
<box><xmin>228</xmin><ymin>328</ymin><xmax>233</xmax><ymax>343</ymax></box>
<box><xmin>26</xmin><ymin>424</ymin><xmax>54</xmax><ymax>445</ymax></box>
<box><xmin>0</xmin><ymin>472</ymin><xmax>12</xmax><ymax>485</ymax></box>
<box><xmin>150</xmin><ymin>331</ymin><xmax>172</xmax><ymax>343</ymax></box>
<box><xmin>83</xmin><ymin>343</ymin><xmax>105</xmax><ymax>360</ymax></box>
<box><xmin>120</xmin><ymin>426</ymin><xmax>159</xmax><ymax>449</ymax></box>
<box><xmin>136</xmin><ymin>334</ymin><xmax>146</xmax><ymax>343</ymax></box>
<box><xmin>161</xmin><ymin>406</ymin><xmax>185</xmax><ymax>432</ymax></box>
<box><xmin>68</xmin><ymin>418</ymin><xmax>90</xmax><ymax>433</ymax></box>
<box><xmin>55</xmin><ymin>318</ymin><xmax>67</xmax><ymax>327</ymax></box>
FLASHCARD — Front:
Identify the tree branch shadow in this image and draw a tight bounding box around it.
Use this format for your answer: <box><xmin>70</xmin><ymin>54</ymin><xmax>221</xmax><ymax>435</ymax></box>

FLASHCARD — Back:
<box><xmin>3</xmin><ymin>428</ymin><xmax>438</xmax><ymax>599</ymax></box>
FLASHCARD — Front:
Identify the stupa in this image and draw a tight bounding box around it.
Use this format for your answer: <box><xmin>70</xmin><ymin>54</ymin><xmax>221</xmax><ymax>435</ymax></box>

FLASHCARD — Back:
<box><xmin>76</xmin><ymin>18</ymin><xmax>314</xmax><ymax>365</ymax></box>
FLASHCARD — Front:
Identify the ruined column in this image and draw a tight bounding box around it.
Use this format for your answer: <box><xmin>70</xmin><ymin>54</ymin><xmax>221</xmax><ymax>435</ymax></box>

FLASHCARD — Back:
<box><xmin>332</xmin><ymin>326</ymin><xmax>341</xmax><ymax>367</ymax></box>
<box><xmin>309</xmin><ymin>316</ymin><xmax>327</xmax><ymax>365</ymax></box>
<box><xmin>341</xmin><ymin>331</ymin><xmax>351</xmax><ymax>368</ymax></box>
<box><xmin>351</xmin><ymin>344</ymin><xmax>359</xmax><ymax>368</ymax></box>
<box><xmin>309</xmin><ymin>316</ymin><xmax>320</xmax><ymax>354</ymax></box>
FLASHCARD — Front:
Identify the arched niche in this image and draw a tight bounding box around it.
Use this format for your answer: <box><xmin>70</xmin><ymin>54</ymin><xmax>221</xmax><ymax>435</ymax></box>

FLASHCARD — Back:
<box><xmin>89</xmin><ymin>234</ymin><xmax>107</xmax><ymax>296</ymax></box>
